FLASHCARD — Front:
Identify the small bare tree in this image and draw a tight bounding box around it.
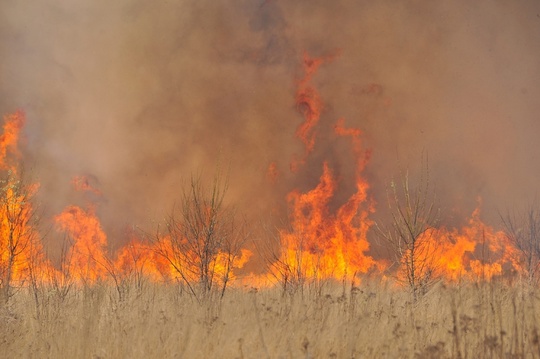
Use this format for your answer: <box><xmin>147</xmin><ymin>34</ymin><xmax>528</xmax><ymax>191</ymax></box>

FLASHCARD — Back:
<box><xmin>155</xmin><ymin>170</ymin><xmax>249</xmax><ymax>301</ymax></box>
<box><xmin>377</xmin><ymin>164</ymin><xmax>440</xmax><ymax>300</ymax></box>
<box><xmin>501</xmin><ymin>203</ymin><xmax>540</xmax><ymax>283</ymax></box>
<box><xmin>258</xmin><ymin>222</ymin><xmax>312</xmax><ymax>295</ymax></box>
<box><xmin>48</xmin><ymin>234</ymin><xmax>76</xmax><ymax>302</ymax></box>
<box><xmin>0</xmin><ymin>170</ymin><xmax>40</xmax><ymax>303</ymax></box>
<box><xmin>110</xmin><ymin>238</ymin><xmax>153</xmax><ymax>300</ymax></box>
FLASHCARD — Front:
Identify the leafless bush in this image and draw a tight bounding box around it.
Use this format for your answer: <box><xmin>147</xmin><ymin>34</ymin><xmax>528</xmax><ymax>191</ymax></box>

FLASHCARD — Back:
<box><xmin>110</xmin><ymin>239</ymin><xmax>152</xmax><ymax>300</ymax></box>
<box><xmin>259</xmin><ymin>222</ymin><xmax>309</xmax><ymax>295</ymax></box>
<box><xmin>501</xmin><ymin>203</ymin><xmax>540</xmax><ymax>284</ymax></box>
<box><xmin>154</xmin><ymin>170</ymin><xmax>249</xmax><ymax>301</ymax></box>
<box><xmin>0</xmin><ymin>170</ymin><xmax>40</xmax><ymax>303</ymax></box>
<box><xmin>377</xmin><ymin>163</ymin><xmax>440</xmax><ymax>300</ymax></box>
<box><xmin>257</xmin><ymin>218</ymin><xmax>340</xmax><ymax>298</ymax></box>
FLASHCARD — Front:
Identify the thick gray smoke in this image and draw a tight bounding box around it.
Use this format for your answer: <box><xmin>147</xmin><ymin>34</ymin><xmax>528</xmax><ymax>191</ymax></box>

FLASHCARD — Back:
<box><xmin>1</xmin><ymin>0</ymin><xmax>540</xmax><ymax>251</ymax></box>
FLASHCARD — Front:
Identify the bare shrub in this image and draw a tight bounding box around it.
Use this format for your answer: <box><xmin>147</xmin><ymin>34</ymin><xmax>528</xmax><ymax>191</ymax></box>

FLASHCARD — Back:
<box><xmin>377</xmin><ymin>163</ymin><xmax>440</xmax><ymax>300</ymax></box>
<box><xmin>0</xmin><ymin>170</ymin><xmax>40</xmax><ymax>303</ymax></box>
<box><xmin>259</xmin><ymin>221</ymin><xmax>320</xmax><ymax>296</ymax></box>
<box><xmin>154</xmin><ymin>170</ymin><xmax>249</xmax><ymax>301</ymax></box>
<box><xmin>501</xmin><ymin>203</ymin><xmax>540</xmax><ymax>283</ymax></box>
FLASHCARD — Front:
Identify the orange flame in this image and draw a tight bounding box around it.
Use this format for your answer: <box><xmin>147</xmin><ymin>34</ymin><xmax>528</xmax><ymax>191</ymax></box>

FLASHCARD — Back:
<box><xmin>146</xmin><ymin>234</ymin><xmax>252</xmax><ymax>286</ymax></box>
<box><xmin>0</xmin><ymin>110</ymin><xmax>24</xmax><ymax>171</ymax></box>
<box><xmin>0</xmin><ymin>180</ymin><xmax>44</xmax><ymax>284</ymax></box>
<box><xmin>269</xmin><ymin>53</ymin><xmax>379</xmax><ymax>285</ymax></box>
<box><xmin>114</xmin><ymin>237</ymin><xmax>167</xmax><ymax>282</ymax></box>
<box><xmin>273</xmin><ymin>157</ymin><xmax>377</xmax><ymax>283</ymax></box>
<box><xmin>0</xmin><ymin>111</ymin><xmax>56</xmax><ymax>288</ymax></box>
<box><xmin>291</xmin><ymin>53</ymin><xmax>338</xmax><ymax>172</ymax></box>
<box><xmin>294</xmin><ymin>54</ymin><xmax>324</xmax><ymax>155</ymax></box>
<box><xmin>396</xmin><ymin>207</ymin><xmax>523</xmax><ymax>283</ymax></box>
<box><xmin>54</xmin><ymin>205</ymin><xmax>109</xmax><ymax>284</ymax></box>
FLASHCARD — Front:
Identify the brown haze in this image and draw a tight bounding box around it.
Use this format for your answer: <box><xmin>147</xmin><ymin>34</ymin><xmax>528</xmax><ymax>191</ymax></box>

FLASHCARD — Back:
<box><xmin>1</xmin><ymin>0</ymin><xmax>540</xmax><ymax>253</ymax></box>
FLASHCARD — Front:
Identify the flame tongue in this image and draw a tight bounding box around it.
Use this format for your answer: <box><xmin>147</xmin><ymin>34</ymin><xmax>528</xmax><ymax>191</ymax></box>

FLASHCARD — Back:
<box><xmin>291</xmin><ymin>53</ymin><xmax>332</xmax><ymax>172</ymax></box>
<box><xmin>401</xmin><ymin>206</ymin><xmax>523</xmax><ymax>282</ymax></box>
<box><xmin>272</xmin><ymin>52</ymin><xmax>378</xmax><ymax>283</ymax></box>
<box><xmin>0</xmin><ymin>111</ymin><xmax>55</xmax><ymax>287</ymax></box>
<box><xmin>0</xmin><ymin>111</ymin><xmax>24</xmax><ymax>172</ymax></box>
<box><xmin>281</xmin><ymin>161</ymin><xmax>376</xmax><ymax>280</ymax></box>
<box><xmin>54</xmin><ymin>205</ymin><xmax>109</xmax><ymax>283</ymax></box>
<box><xmin>294</xmin><ymin>54</ymin><xmax>324</xmax><ymax>154</ymax></box>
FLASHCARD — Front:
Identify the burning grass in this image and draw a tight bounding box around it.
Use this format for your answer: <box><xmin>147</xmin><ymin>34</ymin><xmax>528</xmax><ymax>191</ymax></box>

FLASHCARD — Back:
<box><xmin>1</xmin><ymin>279</ymin><xmax>540</xmax><ymax>358</ymax></box>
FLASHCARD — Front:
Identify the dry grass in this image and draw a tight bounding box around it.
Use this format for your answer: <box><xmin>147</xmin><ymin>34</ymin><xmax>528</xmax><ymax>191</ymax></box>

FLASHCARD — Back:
<box><xmin>1</xmin><ymin>279</ymin><xmax>540</xmax><ymax>358</ymax></box>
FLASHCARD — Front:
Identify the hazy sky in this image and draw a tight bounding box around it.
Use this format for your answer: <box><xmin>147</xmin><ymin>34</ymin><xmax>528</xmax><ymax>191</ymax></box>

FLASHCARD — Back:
<box><xmin>1</xmin><ymin>0</ymin><xmax>540</xmax><ymax>247</ymax></box>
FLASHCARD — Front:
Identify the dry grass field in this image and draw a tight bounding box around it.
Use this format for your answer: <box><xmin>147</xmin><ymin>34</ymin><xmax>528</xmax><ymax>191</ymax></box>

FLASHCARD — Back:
<box><xmin>1</xmin><ymin>279</ymin><xmax>540</xmax><ymax>358</ymax></box>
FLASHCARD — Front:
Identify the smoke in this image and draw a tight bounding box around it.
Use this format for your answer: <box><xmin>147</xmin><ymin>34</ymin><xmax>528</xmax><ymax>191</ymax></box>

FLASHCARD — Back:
<box><xmin>1</xmin><ymin>0</ymin><xmax>540</xmax><ymax>248</ymax></box>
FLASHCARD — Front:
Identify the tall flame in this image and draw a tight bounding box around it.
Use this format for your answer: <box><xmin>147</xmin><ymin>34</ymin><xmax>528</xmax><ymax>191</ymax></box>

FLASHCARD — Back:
<box><xmin>290</xmin><ymin>53</ymin><xmax>336</xmax><ymax>171</ymax></box>
<box><xmin>0</xmin><ymin>111</ymin><xmax>55</xmax><ymax>289</ymax></box>
<box><xmin>54</xmin><ymin>205</ymin><xmax>109</xmax><ymax>284</ymax></box>
<box><xmin>276</xmin><ymin>161</ymin><xmax>377</xmax><ymax>282</ymax></box>
<box><xmin>268</xmin><ymin>53</ymin><xmax>379</xmax><ymax>286</ymax></box>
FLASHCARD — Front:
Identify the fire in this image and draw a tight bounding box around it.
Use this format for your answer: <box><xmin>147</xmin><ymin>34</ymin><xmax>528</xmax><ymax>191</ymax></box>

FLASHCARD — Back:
<box><xmin>0</xmin><ymin>52</ymin><xmax>534</xmax><ymax>294</ymax></box>
<box><xmin>0</xmin><ymin>111</ymin><xmax>56</xmax><ymax>292</ymax></box>
<box><xmin>275</xmin><ymin>162</ymin><xmax>376</xmax><ymax>283</ymax></box>
<box><xmin>0</xmin><ymin>111</ymin><xmax>24</xmax><ymax>171</ymax></box>
<box><xmin>54</xmin><ymin>205</ymin><xmax>109</xmax><ymax>284</ymax></box>
<box><xmin>395</xmin><ymin>206</ymin><xmax>523</xmax><ymax>283</ymax></box>
<box><xmin>0</xmin><ymin>176</ymin><xmax>43</xmax><ymax>285</ymax></box>
<box><xmin>147</xmin><ymin>234</ymin><xmax>252</xmax><ymax>287</ymax></box>
<box><xmin>294</xmin><ymin>54</ymin><xmax>324</xmax><ymax>155</ymax></box>
<box><xmin>268</xmin><ymin>54</ymin><xmax>378</xmax><ymax>286</ymax></box>
<box><xmin>114</xmin><ymin>236</ymin><xmax>172</xmax><ymax>283</ymax></box>
<box><xmin>290</xmin><ymin>52</ymin><xmax>337</xmax><ymax>172</ymax></box>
